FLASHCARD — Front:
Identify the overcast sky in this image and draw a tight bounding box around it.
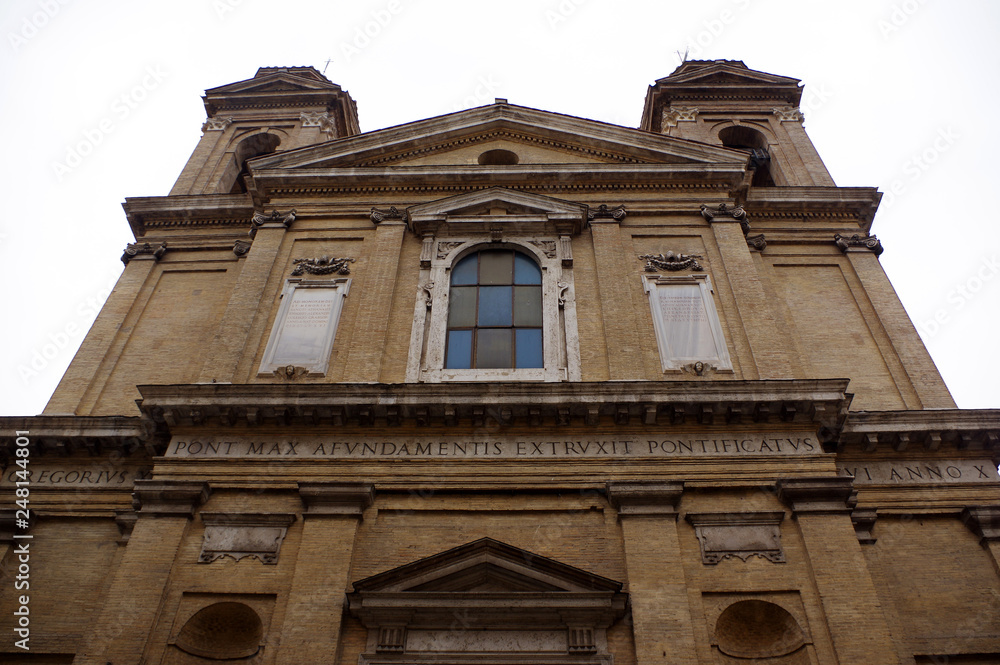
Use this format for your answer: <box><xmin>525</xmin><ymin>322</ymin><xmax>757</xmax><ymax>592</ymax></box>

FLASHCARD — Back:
<box><xmin>2</xmin><ymin>0</ymin><xmax>998</xmax><ymax>416</ymax></box>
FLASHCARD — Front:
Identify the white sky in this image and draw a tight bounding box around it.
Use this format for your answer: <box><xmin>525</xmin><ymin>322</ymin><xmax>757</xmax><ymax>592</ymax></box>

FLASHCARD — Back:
<box><xmin>2</xmin><ymin>0</ymin><xmax>998</xmax><ymax>416</ymax></box>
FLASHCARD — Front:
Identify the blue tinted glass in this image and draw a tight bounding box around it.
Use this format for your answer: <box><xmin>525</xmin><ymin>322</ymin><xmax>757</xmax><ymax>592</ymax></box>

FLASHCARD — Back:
<box><xmin>476</xmin><ymin>329</ymin><xmax>512</xmax><ymax>368</ymax></box>
<box><xmin>478</xmin><ymin>286</ymin><xmax>512</xmax><ymax>326</ymax></box>
<box><xmin>513</xmin><ymin>252</ymin><xmax>541</xmax><ymax>285</ymax></box>
<box><xmin>515</xmin><ymin>329</ymin><xmax>543</xmax><ymax>368</ymax></box>
<box><xmin>451</xmin><ymin>254</ymin><xmax>478</xmax><ymax>285</ymax></box>
<box><xmin>445</xmin><ymin>330</ymin><xmax>472</xmax><ymax>369</ymax></box>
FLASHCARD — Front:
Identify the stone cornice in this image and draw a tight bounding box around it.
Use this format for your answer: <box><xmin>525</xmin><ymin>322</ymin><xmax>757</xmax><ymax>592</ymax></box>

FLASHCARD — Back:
<box><xmin>0</xmin><ymin>415</ymin><xmax>159</xmax><ymax>461</ymax></box>
<box><xmin>136</xmin><ymin>379</ymin><xmax>850</xmax><ymax>433</ymax></box>
<box><xmin>123</xmin><ymin>194</ymin><xmax>255</xmax><ymax>238</ymax></box>
<box><xmin>607</xmin><ymin>481</ymin><xmax>684</xmax><ymax>516</ymax></box>
<box><xmin>746</xmin><ymin>187</ymin><xmax>882</xmax><ymax>233</ymax></box>
<box><xmin>132</xmin><ymin>479</ymin><xmax>211</xmax><ymax>516</ymax></box>
<box><xmin>298</xmin><ymin>482</ymin><xmax>374</xmax><ymax>516</ymax></box>
<box><xmin>776</xmin><ymin>477</ymin><xmax>856</xmax><ymax>514</ymax></box>
<box><xmin>839</xmin><ymin>409</ymin><xmax>1000</xmax><ymax>456</ymax></box>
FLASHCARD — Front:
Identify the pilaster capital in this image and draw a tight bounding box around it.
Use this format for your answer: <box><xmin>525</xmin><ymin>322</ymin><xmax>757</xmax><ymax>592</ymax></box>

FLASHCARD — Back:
<box><xmin>834</xmin><ymin>233</ymin><xmax>883</xmax><ymax>257</ymax></box>
<box><xmin>961</xmin><ymin>506</ymin><xmax>1000</xmax><ymax>544</ymax></box>
<box><xmin>776</xmin><ymin>477</ymin><xmax>856</xmax><ymax>514</ymax></box>
<box><xmin>700</xmin><ymin>203</ymin><xmax>750</xmax><ymax>234</ymax></box>
<box><xmin>132</xmin><ymin>479</ymin><xmax>211</xmax><ymax>516</ymax></box>
<box><xmin>587</xmin><ymin>204</ymin><xmax>627</xmax><ymax>224</ymax></box>
<box><xmin>607</xmin><ymin>481</ymin><xmax>683</xmax><ymax>517</ymax></box>
<box><xmin>249</xmin><ymin>209</ymin><xmax>296</xmax><ymax>238</ymax></box>
<box><xmin>298</xmin><ymin>482</ymin><xmax>374</xmax><ymax>516</ymax></box>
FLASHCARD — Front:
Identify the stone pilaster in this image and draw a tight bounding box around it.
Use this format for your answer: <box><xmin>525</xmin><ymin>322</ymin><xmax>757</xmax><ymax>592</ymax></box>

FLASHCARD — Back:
<box><xmin>198</xmin><ymin>222</ymin><xmax>287</xmax><ymax>383</ymax></box>
<box><xmin>45</xmin><ymin>256</ymin><xmax>158</xmax><ymax>415</ymax></box>
<box><xmin>704</xmin><ymin>209</ymin><xmax>793</xmax><ymax>380</ymax></box>
<box><xmin>777</xmin><ymin>477</ymin><xmax>900</xmax><ymax>664</ymax></box>
<box><xmin>962</xmin><ymin>506</ymin><xmax>1000</xmax><ymax>577</ymax></box>
<box><xmin>343</xmin><ymin>220</ymin><xmax>406</xmax><ymax>381</ymax></box>
<box><xmin>274</xmin><ymin>483</ymin><xmax>374</xmax><ymax>665</ymax></box>
<box><xmin>590</xmin><ymin>221</ymin><xmax>648</xmax><ymax>379</ymax></box>
<box><xmin>607</xmin><ymin>482</ymin><xmax>698</xmax><ymax>665</ymax></box>
<box><xmin>75</xmin><ymin>480</ymin><xmax>210</xmax><ymax>665</ymax></box>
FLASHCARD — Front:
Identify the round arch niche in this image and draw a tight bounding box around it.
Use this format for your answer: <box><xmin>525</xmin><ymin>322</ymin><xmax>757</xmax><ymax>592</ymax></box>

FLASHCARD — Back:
<box><xmin>718</xmin><ymin>125</ymin><xmax>774</xmax><ymax>187</ymax></box>
<box><xmin>714</xmin><ymin>599</ymin><xmax>806</xmax><ymax>659</ymax></box>
<box><xmin>478</xmin><ymin>148</ymin><xmax>519</xmax><ymax>165</ymax></box>
<box><xmin>175</xmin><ymin>602</ymin><xmax>263</xmax><ymax>660</ymax></box>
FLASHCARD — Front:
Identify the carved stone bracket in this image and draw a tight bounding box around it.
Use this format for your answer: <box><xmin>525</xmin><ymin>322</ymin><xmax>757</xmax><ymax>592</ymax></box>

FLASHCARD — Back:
<box><xmin>557</xmin><ymin>282</ymin><xmax>570</xmax><ymax>309</ymax></box>
<box><xmin>961</xmin><ymin>506</ymin><xmax>1000</xmax><ymax>545</ymax></box>
<box><xmin>662</xmin><ymin>106</ymin><xmax>699</xmax><ymax>128</ymax></box>
<box><xmin>250</xmin><ymin>209</ymin><xmax>296</xmax><ymax>238</ymax></box>
<box><xmin>851</xmin><ymin>509</ymin><xmax>878</xmax><ymax>544</ymax></box>
<box><xmin>529</xmin><ymin>240</ymin><xmax>557</xmax><ymax>258</ymax></box>
<box><xmin>701</xmin><ymin>203</ymin><xmax>750</xmax><ymax>235</ymax></box>
<box><xmin>746</xmin><ymin>233</ymin><xmax>767</xmax><ymax>251</ymax></box>
<box><xmin>233</xmin><ymin>239</ymin><xmax>252</xmax><ymax>257</ymax></box>
<box><xmin>559</xmin><ymin>234</ymin><xmax>573</xmax><ymax>267</ymax></box>
<box><xmin>370</xmin><ymin>206</ymin><xmax>407</xmax><ymax>224</ymax></box>
<box><xmin>587</xmin><ymin>204</ymin><xmax>627</xmax><ymax>222</ymax></box>
<box><xmin>300</xmin><ymin>111</ymin><xmax>335</xmax><ymax>138</ymax></box>
<box><xmin>834</xmin><ymin>233</ymin><xmax>883</xmax><ymax>257</ymax></box>
<box><xmin>686</xmin><ymin>512</ymin><xmax>786</xmax><ymax>564</ymax></box>
<box><xmin>298</xmin><ymin>482</ymin><xmax>374</xmax><ymax>516</ymax></box>
<box><xmin>772</xmin><ymin>106</ymin><xmax>804</xmax><ymax>122</ymax></box>
<box><xmin>420</xmin><ymin>282</ymin><xmax>435</xmax><ymax>309</ymax></box>
<box><xmin>132</xmin><ymin>479</ymin><xmax>211</xmax><ymax>517</ymax></box>
<box><xmin>290</xmin><ymin>256</ymin><xmax>355</xmax><ymax>276</ymax></box>
<box><xmin>201</xmin><ymin>116</ymin><xmax>233</xmax><ymax>132</ymax></box>
<box><xmin>776</xmin><ymin>477</ymin><xmax>856</xmax><ymax>515</ymax></box>
<box><xmin>640</xmin><ymin>252</ymin><xmax>703</xmax><ymax>272</ymax></box>
<box><xmin>121</xmin><ymin>241</ymin><xmax>167</xmax><ymax>265</ymax></box>
<box><xmin>607</xmin><ymin>481</ymin><xmax>684</xmax><ymax>517</ymax></box>
<box><xmin>199</xmin><ymin>512</ymin><xmax>296</xmax><ymax>564</ymax></box>
<box><xmin>681</xmin><ymin>361</ymin><xmax>716</xmax><ymax>377</ymax></box>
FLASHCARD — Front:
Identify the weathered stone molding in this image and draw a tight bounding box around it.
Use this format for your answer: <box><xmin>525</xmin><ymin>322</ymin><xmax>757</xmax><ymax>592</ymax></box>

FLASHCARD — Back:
<box><xmin>834</xmin><ymin>232</ymin><xmax>883</xmax><ymax>257</ymax></box>
<box><xmin>199</xmin><ymin>512</ymin><xmax>296</xmax><ymax>564</ymax></box>
<box><xmin>662</xmin><ymin>106</ymin><xmax>699</xmax><ymax>128</ymax></box>
<box><xmin>298</xmin><ymin>482</ymin><xmax>374</xmax><ymax>516</ymax></box>
<box><xmin>121</xmin><ymin>241</ymin><xmax>167</xmax><ymax>265</ymax></box>
<box><xmin>132</xmin><ymin>479</ymin><xmax>210</xmax><ymax>516</ymax></box>
<box><xmin>961</xmin><ymin>506</ymin><xmax>1000</xmax><ymax>544</ymax></box>
<box><xmin>290</xmin><ymin>256</ymin><xmax>355</xmax><ymax>276</ymax></box>
<box><xmin>686</xmin><ymin>511</ymin><xmax>786</xmax><ymax>564</ymax></box>
<box><xmin>201</xmin><ymin>116</ymin><xmax>233</xmax><ymax>132</ymax></box>
<box><xmin>639</xmin><ymin>251</ymin><xmax>703</xmax><ymax>272</ymax></box>
<box><xmin>607</xmin><ymin>481</ymin><xmax>683</xmax><ymax>517</ymax></box>
<box><xmin>776</xmin><ymin>477</ymin><xmax>856</xmax><ymax>514</ymax></box>
<box><xmin>370</xmin><ymin>206</ymin><xmax>407</xmax><ymax>224</ymax></box>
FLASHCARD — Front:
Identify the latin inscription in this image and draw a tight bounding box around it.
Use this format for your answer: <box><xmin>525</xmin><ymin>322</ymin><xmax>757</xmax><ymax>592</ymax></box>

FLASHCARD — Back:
<box><xmin>0</xmin><ymin>466</ymin><xmax>152</xmax><ymax>487</ymax></box>
<box><xmin>838</xmin><ymin>460</ymin><xmax>998</xmax><ymax>485</ymax></box>
<box><xmin>167</xmin><ymin>434</ymin><xmax>819</xmax><ymax>459</ymax></box>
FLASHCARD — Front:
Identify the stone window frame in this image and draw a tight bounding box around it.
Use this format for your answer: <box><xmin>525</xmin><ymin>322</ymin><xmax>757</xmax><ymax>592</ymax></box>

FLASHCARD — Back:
<box><xmin>409</xmin><ymin>239</ymin><xmax>580</xmax><ymax>383</ymax></box>
<box><xmin>643</xmin><ymin>273</ymin><xmax>733</xmax><ymax>373</ymax></box>
<box><xmin>257</xmin><ymin>277</ymin><xmax>350</xmax><ymax>376</ymax></box>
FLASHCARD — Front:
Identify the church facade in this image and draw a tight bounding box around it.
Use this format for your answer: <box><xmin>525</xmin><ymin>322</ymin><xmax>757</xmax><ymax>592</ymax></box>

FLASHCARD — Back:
<box><xmin>2</xmin><ymin>61</ymin><xmax>999</xmax><ymax>664</ymax></box>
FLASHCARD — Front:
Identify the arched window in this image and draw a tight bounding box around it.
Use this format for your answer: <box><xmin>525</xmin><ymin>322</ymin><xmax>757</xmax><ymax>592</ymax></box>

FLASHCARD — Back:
<box><xmin>445</xmin><ymin>249</ymin><xmax>543</xmax><ymax>369</ymax></box>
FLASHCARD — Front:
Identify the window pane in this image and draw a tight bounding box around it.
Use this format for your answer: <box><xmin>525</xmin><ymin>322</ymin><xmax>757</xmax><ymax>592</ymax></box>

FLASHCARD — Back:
<box><xmin>478</xmin><ymin>286</ymin><xmax>512</xmax><ymax>326</ymax></box>
<box><xmin>516</xmin><ymin>329</ymin><xmax>543</xmax><ymax>368</ymax></box>
<box><xmin>448</xmin><ymin>286</ymin><xmax>477</xmax><ymax>327</ymax></box>
<box><xmin>476</xmin><ymin>329</ymin><xmax>511</xmax><ymax>368</ymax></box>
<box><xmin>479</xmin><ymin>250</ymin><xmax>512</xmax><ymax>285</ymax></box>
<box><xmin>513</xmin><ymin>286</ymin><xmax>542</xmax><ymax>326</ymax></box>
<box><xmin>451</xmin><ymin>254</ymin><xmax>478</xmax><ymax>285</ymax></box>
<box><xmin>445</xmin><ymin>330</ymin><xmax>472</xmax><ymax>369</ymax></box>
<box><xmin>514</xmin><ymin>252</ymin><xmax>541</xmax><ymax>284</ymax></box>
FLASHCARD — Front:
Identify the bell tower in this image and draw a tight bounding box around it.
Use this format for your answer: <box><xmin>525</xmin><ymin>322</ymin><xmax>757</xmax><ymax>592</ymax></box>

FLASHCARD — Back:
<box><xmin>641</xmin><ymin>59</ymin><xmax>834</xmax><ymax>187</ymax></box>
<box><xmin>169</xmin><ymin>66</ymin><xmax>359</xmax><ymax>197</ymax></box>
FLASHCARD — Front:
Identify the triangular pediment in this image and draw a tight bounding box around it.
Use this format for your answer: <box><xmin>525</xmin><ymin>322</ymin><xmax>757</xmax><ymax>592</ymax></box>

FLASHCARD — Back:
<box><xmin>249</xmin><ymin>103</ymin><xmax>747</xmax><ymax>173</ymax></box>
<box><xmin>405</xmin><ymin>188</ymin><xmax>590</xmax><ymax>236</ymax></box>
<box><xmin>654</xmin><ymin>60</ymin><xmax>801</xmax><ymax>87</ymax></box>
<box><xmin>351</xmin><ymin>538</ymin><xmax>622</xmax><ymax>594</ymax></box>
<box><xmin>206</xmin><ymin>71</ymin><xmax>342</xmax><ymax>96</ymax></box>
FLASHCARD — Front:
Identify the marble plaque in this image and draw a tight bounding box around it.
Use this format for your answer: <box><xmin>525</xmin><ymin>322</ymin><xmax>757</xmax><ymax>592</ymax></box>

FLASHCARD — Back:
<box><xmin>259</xmin><ymin>279</ymin><xmax>349</xmax><ymax>375</ymax></box>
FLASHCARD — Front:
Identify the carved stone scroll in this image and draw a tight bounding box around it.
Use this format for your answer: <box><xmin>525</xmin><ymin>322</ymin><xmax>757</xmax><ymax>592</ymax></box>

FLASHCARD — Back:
<box><xmin>121</xmin><ymin>241</ymin><xmax>167</xmax><ymax>265</ymax></box>
<box><xmin>587</xmin><ymin>204</ymin><xmax>627</xmax><ymax>222</ymax></box>
<box><xmin>639</xmin><ymin>252</ymin><xmax>703</xmax><ymax>272</ymax></box>
<box><xmin>834</xmin><ymin>233</ymin><xmax>883</xmax><ymax>257</ymax></box>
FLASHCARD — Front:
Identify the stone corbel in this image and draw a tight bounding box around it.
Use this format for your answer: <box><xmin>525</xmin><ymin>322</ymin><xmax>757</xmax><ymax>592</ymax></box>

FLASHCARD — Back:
<box><xmin>607</xmin><ymin>481</ymin><xmax>684</xmax><ymax>517</ymax></box>
<box><xmin>834</xmin><ymin>233</ymin><xmax>883</xmax><ymax>257</ymax></box>
<box><xmin>121</xmin><ymin>241</ymin><xmax>167</xmax><ymax>265</ymax></box>
<box><xmin>298</xmin><ymin>482</ymin><xmax>374</xmax><ymax>516</ymax></box>
<box><xmin>132</xmin><ymin>479</ymin><xmax>211</xmax><ymax>517</ymax></box>
<box><xmin>559</xmin><ymin>234</ymin><xmax>573</xmax><ymax>267</ymax></box>
<box><xmin>961</xmin><ymin>506</ymin><xmax>1000</xmax><ymax>545</ymax></box>
<box><xmin>701</xmin><ymin>203</ymin><xmax>750</xmax><ymax>235</ymax></box>
<box><xmin>249</xmin><ymin>209</ymin><xmax>296</xmax><ymax>238</ymax></box>
<box><xmin>419</xmin><ymin>234</ymin><xmax>434</xmax><ymax>268</ymax></box>
<box><xmin>776</xmin><ymin>477</ymin><xmax>856</xmax><ymax>515</ymax></box>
